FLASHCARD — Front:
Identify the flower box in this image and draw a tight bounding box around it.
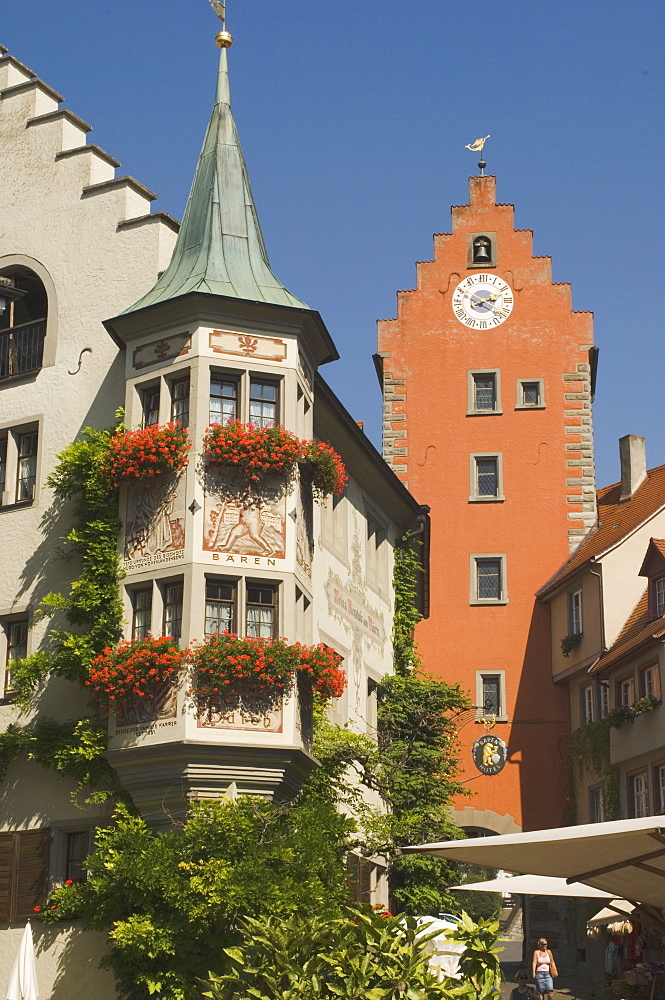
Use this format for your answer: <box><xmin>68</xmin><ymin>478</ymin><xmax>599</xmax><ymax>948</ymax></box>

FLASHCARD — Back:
<box><xmin>104</xmin><ymin>423</ymin><xmax>189</xmax><ymax>487</ymax></box>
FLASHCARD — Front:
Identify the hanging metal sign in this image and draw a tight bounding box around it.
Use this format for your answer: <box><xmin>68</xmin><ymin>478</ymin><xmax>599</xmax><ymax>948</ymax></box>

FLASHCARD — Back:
<box><xmin>472</xmin><ymin>733</ymin><xmax>508</xmax><ymax>776</ymax></box>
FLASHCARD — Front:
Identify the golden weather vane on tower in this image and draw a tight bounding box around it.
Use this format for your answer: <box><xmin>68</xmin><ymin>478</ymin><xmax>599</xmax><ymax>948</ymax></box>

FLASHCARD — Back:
<box><xmin>210</xmin><ymin>0</ymin><xmax>233</xmax><ymax>48</ymax></box>
<box><xmin>465</xmin><ymin>135</ymin><xmax>491</xmax><ymax>176</ymax></box>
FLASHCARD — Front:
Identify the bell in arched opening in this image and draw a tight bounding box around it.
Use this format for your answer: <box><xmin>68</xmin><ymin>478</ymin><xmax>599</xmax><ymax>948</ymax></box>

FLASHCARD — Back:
<box><xmin>472</xmin><ymin>236</ymin><xmax>492</xmax><ymax>265</ymax></box>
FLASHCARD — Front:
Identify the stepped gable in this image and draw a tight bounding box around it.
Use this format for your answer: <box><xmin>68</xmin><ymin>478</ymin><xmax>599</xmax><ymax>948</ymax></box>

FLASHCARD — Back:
<box><xmin>0</xmin><ymin>44</ymin><xmax>179</xmax><ymax>234</ymax></box>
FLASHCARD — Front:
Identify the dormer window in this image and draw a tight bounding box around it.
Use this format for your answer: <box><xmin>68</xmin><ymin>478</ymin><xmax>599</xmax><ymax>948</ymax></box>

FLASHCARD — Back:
<box><xmin>638</xmin><ymin>539</ymin><xmax>665</xmax><ymax>619</ymax></box>
<box><xmin>0</xmin><ymin>268</ymin><xmax>47</xmax><ymax>384</ymax></box>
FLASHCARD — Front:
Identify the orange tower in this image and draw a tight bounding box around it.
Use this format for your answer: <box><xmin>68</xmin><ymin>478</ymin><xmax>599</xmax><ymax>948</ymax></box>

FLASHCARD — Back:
<box><xmin>376</xmin><ymin>171</ymin><xmax>596</xmax><ymax>833</ymax></box>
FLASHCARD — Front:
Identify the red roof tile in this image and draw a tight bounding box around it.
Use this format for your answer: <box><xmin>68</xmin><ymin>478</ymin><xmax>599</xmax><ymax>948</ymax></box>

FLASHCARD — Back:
<box><xmin>590</xmin><ymin>588</ymin><xmax>665</xmax><ymax>673</ymax></box>
<box><xmin>538</xmin><ymin>464</ymin><xmax>665</xmax><ymax>597</ymax></box>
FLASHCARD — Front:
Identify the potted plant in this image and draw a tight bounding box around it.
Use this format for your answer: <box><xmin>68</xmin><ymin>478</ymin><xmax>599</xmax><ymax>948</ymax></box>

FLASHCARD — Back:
<box><xmin>104</xmin><ymin>423</ymin><xmax>189</xmax><ymax>487</ymax></box>
<box><xmin>301</xmin><ymin>441</ymin><xmax>348</xmax><ymax>500</ymax></box>
<box><xmin>86</xmin><ymin>635</ymin><xmax>187</xmax><ymax>718</ymax></box>
<box><xmin>203</xmin><ymin>422</ymin><xmax>302</xmax><ymax>482</ymax></box>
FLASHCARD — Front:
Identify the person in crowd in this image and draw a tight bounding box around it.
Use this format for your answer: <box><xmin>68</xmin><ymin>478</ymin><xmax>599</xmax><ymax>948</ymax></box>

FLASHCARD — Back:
<box><xmin>511</xmin><ymin>968</ymin><xmax>537</xmax><ymax>1000</ymax></box>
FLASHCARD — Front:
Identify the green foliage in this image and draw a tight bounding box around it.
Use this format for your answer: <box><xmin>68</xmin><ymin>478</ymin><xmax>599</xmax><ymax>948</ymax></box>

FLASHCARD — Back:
<box><xmin>560</xmin><ymin>633</ymin><xmax>583</xmax><ymax>657</ymax></box>
<box><xmin>449</xmin><ymin>911</ymin><xmax>503</xmax><ymax>1000</ymax></box>
<box><xmin>392</xmin><ymin>534</ymin><xmax>424</xmax><ymax>674</ymax></box>
<box><xmin>567</xmin><ymin>720</ymin><xmax>620</xmax><ymax>822</ymax></box>
<box><xmin>203</xmin><ymin>907</ymin><xmax>467</xmax><ymax>1000</ymax></box>
<box><xmin>42</xmin><ymin>797</ymin><xmax>355</xmax><ymax>1000</ymax></box>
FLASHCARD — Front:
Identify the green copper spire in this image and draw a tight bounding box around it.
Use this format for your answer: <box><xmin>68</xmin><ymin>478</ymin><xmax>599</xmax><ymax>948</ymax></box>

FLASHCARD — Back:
<box><xmin>126</xmin><ymin>44</ymin><xmax>307</xmax><ymax>312</ymax></box>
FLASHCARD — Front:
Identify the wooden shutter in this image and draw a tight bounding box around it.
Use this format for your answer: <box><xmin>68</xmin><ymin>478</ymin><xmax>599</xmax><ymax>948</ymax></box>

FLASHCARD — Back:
<box><xmin>16</xmin><ymin>830</ymin><xmax>50</xmax><ymax>920</ymax></box>
<box><xmin>0</xmin><ymin>830</ymin><xmax>50</xmax><ymax>921</ymax></box>
<box><xmin>0</xmin><ymin>833</ymin><xmax>14</xmax><ymax>922</ymax></box>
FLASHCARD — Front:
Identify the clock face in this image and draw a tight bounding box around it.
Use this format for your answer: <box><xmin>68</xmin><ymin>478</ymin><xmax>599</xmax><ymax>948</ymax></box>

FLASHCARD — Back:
<box><xmin>452</xmin><ymin>274</ymin><xmax>514</xmax><ymax>329</ymax></box>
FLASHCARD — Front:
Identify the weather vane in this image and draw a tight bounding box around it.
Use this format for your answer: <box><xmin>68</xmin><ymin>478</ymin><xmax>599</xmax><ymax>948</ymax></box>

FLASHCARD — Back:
<box><xmin>210</xmin><ymin>0</ymin><xmax>233</xmax><ymax>47</ymax></box>
<box><xmin>465</xmin><ymin>135</ymin><xmax>491</xmax><ymax>176</ymax></box>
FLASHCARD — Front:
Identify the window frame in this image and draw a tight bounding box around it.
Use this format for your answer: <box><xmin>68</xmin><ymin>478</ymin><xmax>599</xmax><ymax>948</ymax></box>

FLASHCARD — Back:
<box><xmin>475</xmin><ymin>670</ymin><xmax>507</xmax><ymax>722</ymax></box>
<box><xmin>616</xmin><ymin>674</ymin><xmax>636</xmax><ymax>709</ymax></box>
<box><xmin>245</xmin><ymin>581</ymin><xmax>279</xmax><ymax>639</ymax></box>
<box><xmin>2</xmin><ymin>613</ymin><xmax>29</xmax><ymax>696</ymax></box>
<box><xmin>639</xmin><ymin>663</ymin><xmax>661</xmax><ymax>701</ymax></box>
<box><xmin>169</xmin><ymin>375</ymin><xmax>190</xmax><ymax>429</ymax></box>
<box><xmin>629</xmin><ymin>769</ymin><xmax>649</xmax><ymax>818</ymax></box>
<box><xmin>204</xmin><ymin>577</ymin><xmax>237</xmax><ymax>637</ymax></box>
<box><xmin>655</xmin><ymin>762</ymin><xmax>665</xmax><ymax>814</ymax></box>
<box><xmin>162</xmin><ymin>580</ymin><xmax>184</xmax><ymax>641</ymax></box>
<box><xmin>567</xmin><ymin>589</ymin><xmax>583</xmax><ymax>636</ymax></box>
<box><xmin>141</xmin><ymin>383</ymin><xmax>161</xmax><ymax>428</ymax></box>
<box><xmin>248</xmin><ymin>377</ymin><xmax>280</xmax><ymax>429</ymax></box>
<box><xmin>469</xmin><ymin>452</ymin><xmax>504</xmax><ymax>502</ymax></box>
<box><xmin>131</xmin><ymin>587</ymin><xmax>153</xmax><ymax>640</ymax></box>
<box><xmin>470</xmin><ymin>554</ymin><xmax>508</xmax><ymax>605</ymax></box>
<box><xmin>589</xmin><ymin>785</ymin><xmax>604</xmax><ymax>823</ymax></box>
<box><xmin>515</xmin><ymin>377</ymin><xmax>545</xmax><ymax>410</ymax></box>
<box><xmin>209</xmin><ymin>372</ymin><xmax>240</xmax><ymax>427</ymax></box>
<box><xmin>654</xmin><ymin>576</ymin><xmax>665</xmax><ymax>618</ymax></box>
<box><xmin>580</xmin><ymin>683</ymin><xmax>595</xmax><ymax>724</ymax></box>
<box><xmin>467</xmin><ymin>369</ymin><xmax>501</xmax><ymax>416</ymax></box>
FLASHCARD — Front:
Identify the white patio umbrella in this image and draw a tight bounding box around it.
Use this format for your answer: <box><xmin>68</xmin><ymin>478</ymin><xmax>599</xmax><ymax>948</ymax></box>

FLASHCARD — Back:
<box><xmin>6</xmin><ymin>921</ymin><xmax>38</xmax><ymax>1000</ymax></box>
<box><xmin>447</xmin><ymin>873</ymin><xmax>615</xmax><ymax>898</ymax></box>
<box><xmin>403</xmin><ymin>817</ymin><xmax>665</xmax><ymax>908</ymax></box>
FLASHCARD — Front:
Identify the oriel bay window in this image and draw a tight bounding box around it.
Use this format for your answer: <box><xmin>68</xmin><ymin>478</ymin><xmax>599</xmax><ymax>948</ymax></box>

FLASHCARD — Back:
<box><xmin>203</xmin><ymin>578</ymin><xmax>278</xmax><ymax>638</ymax></box>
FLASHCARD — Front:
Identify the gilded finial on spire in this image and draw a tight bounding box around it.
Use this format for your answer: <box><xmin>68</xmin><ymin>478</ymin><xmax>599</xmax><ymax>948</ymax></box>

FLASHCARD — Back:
<box><xmin>210</xmin><ymin>0</ymin><xmax>233</xmax><ymax>47</ymax></box>
<box><xmin>465</xmin><ymin>135</ymin><xmax>491</xmax><ymax>176</ymax></box>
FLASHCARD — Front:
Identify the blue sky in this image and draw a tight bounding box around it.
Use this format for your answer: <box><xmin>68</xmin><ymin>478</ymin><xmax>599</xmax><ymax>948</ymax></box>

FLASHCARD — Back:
<box><xmin>2</xmin><ymin>0</ymin><xmax>664</xmax><ymax>488</ymax></box>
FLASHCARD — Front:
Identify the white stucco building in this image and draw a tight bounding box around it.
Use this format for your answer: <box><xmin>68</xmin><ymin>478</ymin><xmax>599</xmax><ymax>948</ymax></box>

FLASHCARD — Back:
<box><xmin>0</xmin><ymin>30</ymin><xmax>427</xmax><ymax>998</ymax></box>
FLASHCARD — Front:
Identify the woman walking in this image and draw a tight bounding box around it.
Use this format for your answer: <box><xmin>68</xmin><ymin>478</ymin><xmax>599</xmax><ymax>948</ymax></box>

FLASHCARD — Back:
<box><xmin>532</xmin><ymin>938</ymin><xmax>558</xmax><ymax>1000</ymax></box>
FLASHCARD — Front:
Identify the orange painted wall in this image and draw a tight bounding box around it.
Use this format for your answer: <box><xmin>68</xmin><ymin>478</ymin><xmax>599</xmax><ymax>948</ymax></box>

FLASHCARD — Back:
<box><xmin>377</xmin><ymin>175</ymin><xmax>595</xmax><ymax>832</ymax></box>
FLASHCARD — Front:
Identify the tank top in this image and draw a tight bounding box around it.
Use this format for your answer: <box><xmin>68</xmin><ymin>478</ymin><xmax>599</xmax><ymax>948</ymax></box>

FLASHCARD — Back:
<box><xmin>536</xmin><ymin>951</ymin><xmax>551</xmax><ymax>972</ymax></box>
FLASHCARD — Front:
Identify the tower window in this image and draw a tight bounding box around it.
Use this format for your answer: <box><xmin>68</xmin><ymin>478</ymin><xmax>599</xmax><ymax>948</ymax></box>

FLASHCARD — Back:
<box><xmin>472</xmin><ymin>236</ymin><xmax>492</xmax><ymax>264</ymax></box>
<box><xmin>468</xmin><ymin>370</ymin><xmax>501</xmax><ymax>415</ymax></box>
<box><xmin>516</xmin><ymin>378</ymin><xmax>545</xmax><ymax>409</ymax></box>
<box><xmin>467</xmin><ymin>231</ymin><xmax>497</xmax><ymax>268</ymax></box>
<box><xmin>471</xmin><ymin>554</ymin><xmax>508</xmax><ymax>604</ymax></box>
<box><xmin>470</xmin><ymin>454</ymin><xmax>503</xmax><ymax>501</ymax></box>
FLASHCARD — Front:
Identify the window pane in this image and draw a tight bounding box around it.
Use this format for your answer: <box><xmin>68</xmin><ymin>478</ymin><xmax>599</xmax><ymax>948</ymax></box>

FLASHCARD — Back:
<box><xmin>132</xmin><ymin>589</ymin><xmax>152</xmax><ymax>639</ymax></box>
<box><xmin>209</xmin><ymin>378</ymin><xmax>238</xmax><ymax>426</ymax></box>
<box><xmin>476</xmin><ymin>458</ymin><xmax>498</xmax><ymax>496</ymax></box>
<box><xmin>473</xmin><ymin>374</ymin><xmax>496</xmax><ymax>411</ymax></box>
<box><xmin>205</xmin><ymin>581</ymin><xmax>235</xmax><ymax>636</ymax></box>
<box><xmin>143</xmin><ymin>387</ymin><xmax>160</xmax><ymax>427</ymax></box>
<box><xmin>633</xmin><ymin>773</ymin><xmax>648</xmax><ymax>818</ymax></box>
<box><xmin>65</xmin><ymin>831</ymin><xmax>90</xmax><ymax>882</ymax></box>
<box><xmin>568</xmin><ymin>591</ymin><xmax>583</xmax><ymax>634</ymax></box>
<box><xmin>476</xmin><ymin>560</ymin><xmax>501</xmax><ymax>600</ymax></box>
<box><xmin>482</xmin><ymin>676</ymin><xmax>500</xmax><ymax>716</ymax></box>
<box><xmin>522</xmin><ymin>381</ymin><xmax>540</xmax><ymax>405</ymax></box>
<box><xmin>170</xmin><ymin>379</ymin><xmax>190</xmax><ymax>429</ymax></box>
<box><xmin>163</xmin><ymin>583</ymin><xmax>183</xmax><ymax>640</ymax></box>
<box><xmin>16</xmin><ymin>432</ymin><xmax>37</xmax><ymax>501</ymax></box>
<box><xmin>246</xmin><ymin>585</ymin><xmax>276</xmax><ymax>638</ymax></box>
<box><xmin>249</xmin><ymin>380</ymin><xmax>278</xmax><ymax>428</ymax></box>
<box><xmin>656</xmin><ymin>578</ymin><xmax>665</xmax><ymax>617</ymax></box>
<box><xmin>5</xmin><ymin>619</ymin><xmax>28</xmax><ymax>692</ymax></box>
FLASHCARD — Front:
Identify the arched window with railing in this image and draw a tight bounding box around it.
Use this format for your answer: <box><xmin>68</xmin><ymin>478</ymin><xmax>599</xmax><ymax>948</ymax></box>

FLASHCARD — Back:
<box><xmin>0</xmin><ymin>267</ymin><xmax>47</xmax><ymax>383</ymax></box>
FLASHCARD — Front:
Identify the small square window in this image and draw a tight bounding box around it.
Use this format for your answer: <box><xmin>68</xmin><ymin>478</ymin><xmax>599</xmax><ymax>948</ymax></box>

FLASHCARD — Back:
<box><xmin>468</xmin><ymin>371</ymin><xmax>501</xmax><ymax>415</ymax></box>
<box><xmin>170</xmin><ymin>377</ymin><xmax>190</xmax><ymax>429</ymax></box>
<box><xmin>209</xmin><ymin>376</ymin><xmax>239</xmax><ymax>426</ymax></box>
<box><xmin>246</xmin><ymin>583</ymin><xmax>278</xmax><ymax>638</ymax></box>
<box><xmin>475</xmin><ymin>671</ymin><xmax>506</xmax><ymax>721</ymax></box>
<box><xmin>516</xmin><ymin>378</ymin><xmax>545</xmax><ymax>409</ymax></box>
<box><xmin>471</xmin><ymin>555</ymin><xmax>507</xmax><ymax>604</ymax></box>
<box><xmin>205</xmin><ymin>579</ymin><xmax>236</xmax><ymax>636</ymax></box>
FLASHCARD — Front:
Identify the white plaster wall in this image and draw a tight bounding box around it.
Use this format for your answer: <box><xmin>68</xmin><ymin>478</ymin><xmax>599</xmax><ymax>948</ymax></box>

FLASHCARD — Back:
<box><xmin>0</xmin><ymin>921</ymin><xmax>115</xmax><ymax>1000</ymax></box>
<box><xmin>600</xmin><ymin>509</ymin><xmax>665</xmax><ymax>646</ymax></box>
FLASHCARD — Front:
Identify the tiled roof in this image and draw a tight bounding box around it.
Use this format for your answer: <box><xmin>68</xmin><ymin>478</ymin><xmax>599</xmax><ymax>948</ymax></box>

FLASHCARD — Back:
<box><xmin>538</xmin><ymin>464</ymin><xmax>665</xmax><ymax>596</ymax></box>
<box><xmin>590</xmin><ymin>588</ymin><xmax>665</xmax><ymax>673</ymax></box>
